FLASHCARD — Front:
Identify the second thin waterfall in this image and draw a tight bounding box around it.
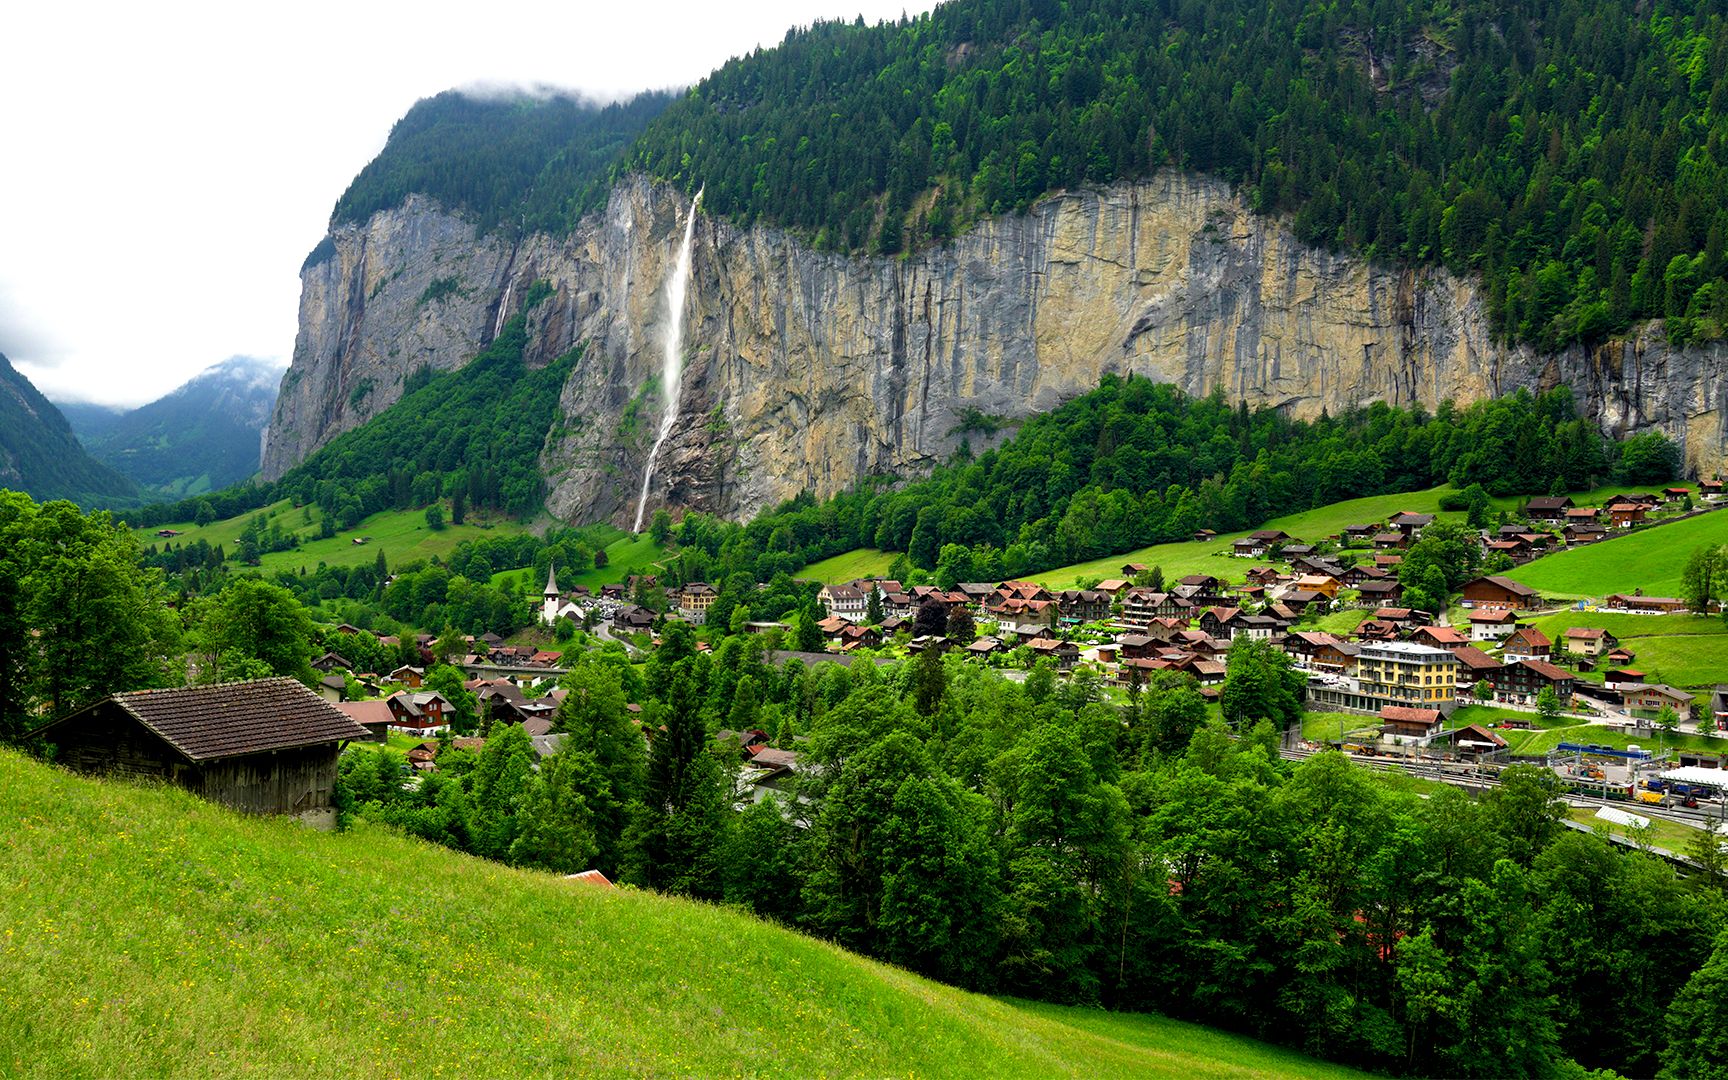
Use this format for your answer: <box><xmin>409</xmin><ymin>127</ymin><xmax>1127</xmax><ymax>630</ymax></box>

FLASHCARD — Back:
<box><xmin>632</xmin><ymin>188</ymin><xmax>702</xmax><ymax>533</ymax></box>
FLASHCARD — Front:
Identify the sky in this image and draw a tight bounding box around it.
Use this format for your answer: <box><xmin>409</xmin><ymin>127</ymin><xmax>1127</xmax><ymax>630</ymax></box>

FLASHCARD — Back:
<box><xmin>0</xmin><ymin>0</ymin><xmax>933</xmax><ymax>408</ymax></box>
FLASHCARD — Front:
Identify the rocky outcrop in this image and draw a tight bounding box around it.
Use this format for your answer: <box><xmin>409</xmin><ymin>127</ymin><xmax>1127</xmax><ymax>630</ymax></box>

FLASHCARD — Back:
<box><xmin>264</xmin><ymin>173</ymin><xmax>1728</xmax><ymax>523</ymax></box>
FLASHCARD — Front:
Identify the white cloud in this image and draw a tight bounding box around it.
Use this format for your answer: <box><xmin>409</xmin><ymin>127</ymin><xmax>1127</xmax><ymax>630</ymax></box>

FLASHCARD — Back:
<box><xmin>0</xmin><ymin>0</ymin><xmax>931</xmax><ymax>406</ymax></box>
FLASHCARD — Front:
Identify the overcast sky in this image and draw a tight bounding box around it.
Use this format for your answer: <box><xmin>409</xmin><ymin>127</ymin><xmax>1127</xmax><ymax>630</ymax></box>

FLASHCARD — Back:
<box><xmin>0</xmin><ymin>0</ymin><xmax>932</xmax><ymax>407</ymax></box>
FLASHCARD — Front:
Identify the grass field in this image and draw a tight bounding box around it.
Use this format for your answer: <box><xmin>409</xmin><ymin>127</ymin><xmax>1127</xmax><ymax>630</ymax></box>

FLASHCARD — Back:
<box><xmin>1031</xmin><ymin>485</ymin><xmax>1471</xmax><ymax>590</ymax></box>
<box><xmin>135</xmin><ymin>500</ymin><xmax>524</xmax><ymax>575</ymax></box>
<box><xmin>0</xmin><ymin>752</ymin><xmax>1358</xmax><ymax>1080</ymax></box>
<box><xmin>1523</xmin><ymin>611</ymin><xmax>1728</xmax><ymax>689</ymax></box>
<box><xmin>1300</xmin><ymin>712</ymin><xmax>1382</xmax><ymax>743</ymax></box>
<box><xmin>492</xmin><ymin>530</ymin><xmax>670</xmax><ymax>596</ymax></box>
<box><xmin>1505</xmin><ymin>508</ymin><xmax>1728</xmax><ymax>600</ymax></box>
<box><xmin>801</xmin><ymin>548</ymin><xmax>898</xmax><ymax>584</ymax></box>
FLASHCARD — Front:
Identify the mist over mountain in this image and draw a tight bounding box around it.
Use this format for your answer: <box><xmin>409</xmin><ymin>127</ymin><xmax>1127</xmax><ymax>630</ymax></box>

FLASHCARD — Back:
<box><xmin>69</xmin><ymin>356</ymin><xmax>284</xmax><ymax>498</ymax></box>
<box><xmin>0</xmin><ymin>351</ymin><xmax>138</xmax><ymax>504</ymax></box>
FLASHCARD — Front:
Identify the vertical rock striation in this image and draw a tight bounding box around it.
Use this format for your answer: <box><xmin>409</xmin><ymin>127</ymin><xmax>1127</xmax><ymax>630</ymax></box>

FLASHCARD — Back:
<box><xmin>264</xmin><ymin>174</ymin><xmax>1728</xmax><ymax>522</ymax></box>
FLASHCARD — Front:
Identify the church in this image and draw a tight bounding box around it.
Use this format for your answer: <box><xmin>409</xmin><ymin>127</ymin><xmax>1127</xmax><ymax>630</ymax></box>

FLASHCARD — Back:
<box><xmin>541</xmin><ymin>564</ymin><xmax>586</xmax><ymax>626</ymax></box>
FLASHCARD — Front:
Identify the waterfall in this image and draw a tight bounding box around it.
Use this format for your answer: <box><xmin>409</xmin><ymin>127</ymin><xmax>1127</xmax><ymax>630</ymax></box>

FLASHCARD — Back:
<box><xmin>492</xmin><ymin>276</ymin><xmax>515</xmax><ymax>339</ymax></box>
<box><xmin>632</xmin><ymin>188</ymin><xmax>703</xmax><ymax>533</ymax></box>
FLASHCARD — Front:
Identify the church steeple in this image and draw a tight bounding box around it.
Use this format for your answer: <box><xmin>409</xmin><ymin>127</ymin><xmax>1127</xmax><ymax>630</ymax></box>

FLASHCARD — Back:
<box><xmin>544</xmin><ymin>563</ymin><xmax>559</xmax><ymax>597</ymax></box>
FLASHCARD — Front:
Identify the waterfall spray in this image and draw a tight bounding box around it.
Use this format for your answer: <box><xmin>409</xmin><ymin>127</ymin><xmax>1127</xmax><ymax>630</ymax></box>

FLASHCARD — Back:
<box><xmin>632</xmin><ymin>188</ymin><xmax>702</xmax><ymax>533</ymax></box>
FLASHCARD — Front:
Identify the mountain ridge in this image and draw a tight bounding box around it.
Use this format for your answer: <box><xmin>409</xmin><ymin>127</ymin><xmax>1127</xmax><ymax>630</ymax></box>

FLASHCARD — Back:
<box><xmin>70</xmin><ymin>356</ymin><xmax>283</xmax><ymax>498</ymax></box>
<box><xmin>0</xmin><ymin>351</ymin><xmax>139</xmax><ymax>504</ymax></box>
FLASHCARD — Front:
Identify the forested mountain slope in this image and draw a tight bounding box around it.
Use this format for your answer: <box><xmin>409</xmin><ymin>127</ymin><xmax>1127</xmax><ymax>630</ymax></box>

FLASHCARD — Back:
<box><xmin>635</xmin><ymin>0</ymin><xmax>1728</xmax><ymax>352</ymax></box>
<box><xmin>0</xmin><ymin>352</ymin><xmax>138</xmax><ymax>504</ymax></box>
<box><xmin>70</xmin><ymin>356</ymin><xmax>282</xmax><ymax>498</ymax></box>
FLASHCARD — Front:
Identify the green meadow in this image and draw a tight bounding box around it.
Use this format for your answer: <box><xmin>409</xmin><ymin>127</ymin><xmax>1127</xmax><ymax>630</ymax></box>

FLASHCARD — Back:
<box><xmin>0</xmin><ymin>751</ymin><xmax>1359</xmax><ymax>1079</ymax></box>
<box><xmin>1506</xmin><ymin>509</ymin><xmax>1728</xmax><ymax>600</ymax></box>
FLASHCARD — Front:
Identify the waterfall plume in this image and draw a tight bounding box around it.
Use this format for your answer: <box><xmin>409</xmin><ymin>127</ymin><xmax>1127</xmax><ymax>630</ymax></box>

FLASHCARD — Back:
<box><xmin>632</xmin><ymin>188</ymin><xmax>702</xmax><ymax>533</ymax></box>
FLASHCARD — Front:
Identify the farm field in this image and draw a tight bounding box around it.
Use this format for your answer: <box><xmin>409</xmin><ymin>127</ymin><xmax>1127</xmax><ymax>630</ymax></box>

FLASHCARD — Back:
<box><xmin>0</xmin><ymin>751</ymin><xmax>1361</xmax><ymax>1080</ymax></box>
<box><xmin>1505</xmin><ymin>508</ymin><xmax>1728</xmax><ymax>600</ymax></box>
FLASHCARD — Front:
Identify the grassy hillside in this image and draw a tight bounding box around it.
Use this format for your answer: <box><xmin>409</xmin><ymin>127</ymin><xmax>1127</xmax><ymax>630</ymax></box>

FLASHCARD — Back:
<box><xmin>1031</xmin><ymin>485</ymin><xmax>1472</xmax><ymax>589</ymax></box>
<box><xmin>135</xmin><ymin>500</ymin><xmax>524</xmax><ymax>575</ymax></box>
<box><xmin>0</xmin><ymin>752</ymin><xmax>1357</xmax><ymax>1079</ymax></box>
<box><xmin>801</xmin><ymin>547</ymin><xmax>898</xmax><ymax>584</ymax></box>
<box><xmin>1526</xmin><ymin>611</ymin><xmax>1728</xmax><ymax>690</ymax></box>
<box><xmin>492</xmin><ymin>529</ymin><xmax>670</xmax><ymax>594</ymax></box>
<box><xmin>1506</xmin><ymin>509</ymin><xmax>1728</xmax><ymax>600</ymax></box>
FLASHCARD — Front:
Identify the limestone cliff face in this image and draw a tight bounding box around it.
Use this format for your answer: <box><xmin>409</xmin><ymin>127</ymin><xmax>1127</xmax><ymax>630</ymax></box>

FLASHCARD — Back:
<box><xmin>264</xmin><ymin>173</ymin><xmax>1728</xmax><ymax>522</ymax></box>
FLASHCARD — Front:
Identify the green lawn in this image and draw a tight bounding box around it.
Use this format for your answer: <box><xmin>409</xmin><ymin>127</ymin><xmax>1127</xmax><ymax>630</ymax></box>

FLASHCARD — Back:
<box><xmin>1300</xmin><ymin>712</ymin><xmax>1381</xmax><ymax>743</ymax></box>
<box><xmin>1308</xmin><ymin>609</ymin><xmax>1368</xmax><ymax>635</ymax></box>
<box><xmin>0</xmin><ymin>751</ymin><xmax>1359</xmax><ymax>1079</ymax></box>
<box><xmin>1032</xmin><ymin>485</ymin><xmax>1471</xmax><ymax>590</ymax></box>
<box><xmin>493</xmin><ymin>531</ymin><xmax>670</xmax><ymax>596</ymax></box>
<box><xmin>134</xmin><ymin>500</ymin><xmax>524</xmax><ymax>575</ymax></box>
<box><xmin>801</xmin><ymin>548</ymin><xmax>898</xmax><ymax>584</ymax></box>
<box><xmin>1505</xmin><ymin>509</ymin><xmax>1728</xmax><ymax>600</ymax></box>
<box><xmin>1523</xmin><ymin>610</ymin><xmax>1728</xmax><ymax>689</ymax></box>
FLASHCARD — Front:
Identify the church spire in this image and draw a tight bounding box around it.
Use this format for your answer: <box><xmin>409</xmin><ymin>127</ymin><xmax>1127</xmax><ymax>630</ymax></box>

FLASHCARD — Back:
<box><xmin>544</xmin><ymin>562</ymin><xmax>559</xmax><ymax>596</ymax></box>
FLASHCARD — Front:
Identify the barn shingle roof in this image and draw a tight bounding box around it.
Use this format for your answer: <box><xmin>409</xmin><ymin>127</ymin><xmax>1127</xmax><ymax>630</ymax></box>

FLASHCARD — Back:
<box><xmin>58</xmin><ymin>678</ymin><xmax>368</xmax><ymax>762</ymax></box>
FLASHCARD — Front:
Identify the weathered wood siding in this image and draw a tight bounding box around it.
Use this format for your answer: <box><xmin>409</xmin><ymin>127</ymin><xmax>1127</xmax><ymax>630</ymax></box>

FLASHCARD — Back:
<box><xmin>193</xmin><ymin>746</ymin><xmax>340</xmax><ymax>816</ymax></box>
<box><xmin>50</xmin><ymin>707</ymin><xmax>189</xmax><ymax>784</ymax></box>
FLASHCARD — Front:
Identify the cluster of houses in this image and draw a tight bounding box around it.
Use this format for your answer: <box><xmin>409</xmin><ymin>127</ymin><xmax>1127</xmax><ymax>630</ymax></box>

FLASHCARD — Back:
<box><xmin>803</xmin><ymin>496</ymin><xmax>1724</xmax><ymax>752</ymax></box>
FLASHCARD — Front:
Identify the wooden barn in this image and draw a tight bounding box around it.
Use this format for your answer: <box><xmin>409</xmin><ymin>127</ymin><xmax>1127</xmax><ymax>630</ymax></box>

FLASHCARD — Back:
<box><xmin>37</xmin><ymin>678</ymin><xmax>368</xmax><ymax>827</ymax></box>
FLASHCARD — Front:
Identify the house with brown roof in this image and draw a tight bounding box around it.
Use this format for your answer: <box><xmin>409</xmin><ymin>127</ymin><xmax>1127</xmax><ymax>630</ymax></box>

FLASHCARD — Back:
<box><xmin>1562</xmin><ymin>627</ymin><xmax>1619</xmax><ymax>657</ymax></box>
<box><xmin>1380</xmin><ymin>705</ymin><xmax>1445</xmax><ymax>742</ymax></box>
<box><xmin>1502</xmin><ymin>627</ymin><xmax>1553</xmax><ymax>663</ymax></box>
<box><xmin>1450</xmin><ymin>645</ymin><xmax>1504</xmax><ymax>693</ymax></box>
<box><xmin>1621</xmin><ymin>683</ymin><xmax>1695</xmax><ymax>719</ymax></box>
<box><xmin>1466</xmin><ymin>608</ymin><xmax>1520</xmax><ymax>641</ymax></box>
<box><xmin>1524</xmin><ymin>496</ymin><xmax>1574</xmax><ymax>520</ymax></box>
<box><xmin>1460</xmin><ymin>576</ymin><xmax>1540</xmax><ymax>610</ymax></box>
<box><xmin>1026</xmin><ymin>638</ymin><xmax>1080</xmax><ymax>669</ymax></box>
<box><xmin>37</xmin><ymin>678</ymin><xmax>368</xmax><ymax>824</ymax></box>
<box><xmin>1607</xmin><ymin>502</ymin><xmax>1648</xmax><ymax>528</ymax></box>
<box><xmin>1355</xmin><ymin>579</ymin><xmax>1404</xmax><ymax>605</ymax></box>
<box><xmin>1489</xmin><ymin>659</ymin><xmax>1575</xmax><ymax>706</ymax></box>
<box><xmin>1603</xmin><ymin>593</ymin><xmax>1689</xmax><ymax>614</ymax></box>
<box><xmin>335</xmin><ymin>699</ymin><xmax>394</xmax><ymax>743</ymax></box>
<box><xmin>1448</xmin><ymin>723</ymin><xmax>1509</xmax><ymax>760</ymax></box>
<box><xmin>1408</xmin><ymin>625</ymin><xmax>1468</xmax><ymax>649</ymax></box>
<box><xmin>818</xmin><ymin>582</ymin><xmax>868</xmax><ymax>622</ymax></box>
